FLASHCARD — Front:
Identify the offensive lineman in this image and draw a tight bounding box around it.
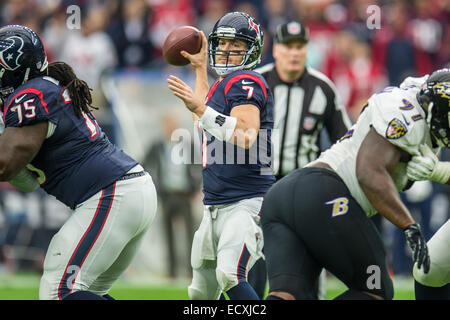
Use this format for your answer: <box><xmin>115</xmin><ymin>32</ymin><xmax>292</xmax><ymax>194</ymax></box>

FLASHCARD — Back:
<box><xmin>167</xmin><ymin>12</ymin><xmax>275</xmax><ymax>299</ymax></box>
<box><xmin>259</xmin><ymin>69</ymin><xmax>450</xmax><ymax>300</ymax></box>
<box><xmin>0</xmin><ymin>25</ymin><xmax>157</xmax><ymax>300</ymax></box>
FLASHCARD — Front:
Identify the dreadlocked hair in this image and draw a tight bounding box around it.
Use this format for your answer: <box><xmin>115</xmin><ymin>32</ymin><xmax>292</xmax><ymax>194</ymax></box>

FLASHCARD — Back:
<box><xmin>46</xmin><ymin>61</ymin><xmax>97</xmax><ymax>117</ymax></box>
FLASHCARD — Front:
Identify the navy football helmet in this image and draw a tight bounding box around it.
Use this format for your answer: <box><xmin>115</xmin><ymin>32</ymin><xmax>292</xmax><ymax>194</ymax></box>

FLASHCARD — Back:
<box><xmin>0</xmin><ymin>25</ymin><xmax>48</xmax><ymax>99</ymax></box>
<box><xmin>417</xmin><ymin>68</ymin><xmax>450</xmax><ymax>147</ymax></box>
<box><xmin>208</xmin><ymin>12</ymin><xmax>263</xmax><ymax>76</ymax></box>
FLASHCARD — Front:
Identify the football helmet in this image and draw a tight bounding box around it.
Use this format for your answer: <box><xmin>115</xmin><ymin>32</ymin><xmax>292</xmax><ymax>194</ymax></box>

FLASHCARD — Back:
<box><xmin>417</xmin><ymin>68</ymin><xmax>450</xmax><ymax>147</ymax></box>
<box><xmin>208</xmin><ymin>12</ymin><xmax>263</xmax><ymax>76</ymax></box>
<box><xmin>0</xmin><ymin>25</ymin><xmax>48</xmax><ymax>99</ymax></box>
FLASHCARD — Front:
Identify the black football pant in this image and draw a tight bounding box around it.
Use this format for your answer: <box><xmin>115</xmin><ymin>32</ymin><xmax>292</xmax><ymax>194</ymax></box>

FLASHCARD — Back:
<box><xmin>260</xmin><ymin>167</ymin><xmax>394</xmax><ymax>300</ymax></box>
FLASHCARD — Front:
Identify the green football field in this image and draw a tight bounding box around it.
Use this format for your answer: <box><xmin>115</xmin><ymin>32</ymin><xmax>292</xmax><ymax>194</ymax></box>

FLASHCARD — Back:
<box><xmin>0</xmin><ymin>272</ymin><xmax>415</xmax><ymax>300</ymax></box>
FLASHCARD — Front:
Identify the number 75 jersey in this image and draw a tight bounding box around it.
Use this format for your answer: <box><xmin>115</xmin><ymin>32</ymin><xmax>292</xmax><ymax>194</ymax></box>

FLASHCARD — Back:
<box><xmin>2</xmin><ymin>76</ymin><xmax>137</xmax><ymax>209</ymax></box>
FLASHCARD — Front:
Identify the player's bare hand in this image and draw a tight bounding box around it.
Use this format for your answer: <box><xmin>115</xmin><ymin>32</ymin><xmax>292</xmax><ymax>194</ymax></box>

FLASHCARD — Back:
<box><xmin>167</xmin><ymin>75</ymin><xmax>206</xmax><ymax>116</ymax></box>
<box><xmin>180</xmin><ymin>31</ymin><xmax>208</xmax><ymax>70</ymax></box>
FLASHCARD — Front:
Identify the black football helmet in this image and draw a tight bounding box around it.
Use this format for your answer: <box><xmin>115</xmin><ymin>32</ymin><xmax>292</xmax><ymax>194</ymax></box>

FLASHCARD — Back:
<box><xmin>0</xmin><ymin>25</ymin><xmax>48</xmax><ymax>99</ymax></box>
<box><xmin>417</xmin><ymin>68</ymin><xmax>450</xmax><ymax>147</ymax></box>
<box><xmin>208</xmin><ymin>12</ymin><xmax>263</xmax><ymax>76</ymax></box>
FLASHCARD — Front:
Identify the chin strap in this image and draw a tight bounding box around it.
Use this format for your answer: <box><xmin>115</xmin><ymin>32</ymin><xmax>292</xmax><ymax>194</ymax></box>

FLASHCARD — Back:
<box><xmin>22</xmin><ymin>67</ymin><xmax>30</xmax><ymax>84</ymax></box>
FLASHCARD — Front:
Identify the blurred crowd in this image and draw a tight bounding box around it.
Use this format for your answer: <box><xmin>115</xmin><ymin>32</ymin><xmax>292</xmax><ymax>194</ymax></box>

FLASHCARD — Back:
<box><xmin>1</xmin><ymin>0</ymin><xmax>449</xmax><ymax>118</ymax></box>
<box><xmin>0</xmin><ymin>0</ymin><xmax>449</xmax><ymax>279</ymax></box>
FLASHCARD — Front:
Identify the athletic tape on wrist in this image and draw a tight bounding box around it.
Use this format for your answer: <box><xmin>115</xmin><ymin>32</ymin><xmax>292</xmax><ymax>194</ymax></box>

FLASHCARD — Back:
<box><xmin>199</xmin><ymin>106</ymin><xmax>237</xmax><ymax>142</ymax></box>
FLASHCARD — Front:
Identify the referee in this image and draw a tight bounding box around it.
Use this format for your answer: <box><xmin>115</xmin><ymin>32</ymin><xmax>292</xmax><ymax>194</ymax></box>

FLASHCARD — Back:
<box><xmin>256</xmin><ymin>21</ymin><xmax>351</xmax><ymax>180</ymax></box>
<box><xmin>249</xmin><ymin>21</ymin><xmax>352</xmax><ymax>298</ymax></box>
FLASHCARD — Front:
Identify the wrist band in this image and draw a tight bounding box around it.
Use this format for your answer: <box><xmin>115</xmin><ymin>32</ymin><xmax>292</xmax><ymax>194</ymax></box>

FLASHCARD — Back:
<box><xmin>199</xmin><ymin>106</ymin><xmax>237</xmax><ymax>142</ymax></box>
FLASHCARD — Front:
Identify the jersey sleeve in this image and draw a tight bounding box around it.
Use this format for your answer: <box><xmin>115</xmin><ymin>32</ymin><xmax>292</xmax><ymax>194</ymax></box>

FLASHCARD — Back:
<box><xmin>0</xmin><ymin>111</ymin><xmax>4</xmax><ymax>134</ymax></box>
<box><xmin>369</xmin><ymin>91</ymin><xmax>425</xmax><ymax>155</ymax></box>
<box><xmin>224</xmin><ymin>74</ymin><xmax>268</xmax><ymax>111</ymax></box>
<box><xmin>3</xmin><ymin>86</ymin><xmax>59</xmax><ymax>128</ymax></box>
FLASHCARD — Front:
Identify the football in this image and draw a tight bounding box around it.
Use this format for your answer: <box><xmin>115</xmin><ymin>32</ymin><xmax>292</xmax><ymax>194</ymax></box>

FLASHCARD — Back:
<box><xmin>162</xmin><ymin>26</ymin><xmax>202</xmax><ymax>66</ymax></box>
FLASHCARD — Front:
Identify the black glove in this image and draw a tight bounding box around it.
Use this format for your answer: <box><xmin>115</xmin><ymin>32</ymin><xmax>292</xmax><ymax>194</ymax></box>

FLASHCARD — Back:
<box><xmin>403</xmin><ymin>223</ymin><xmax>430</xmax><ymax>274</ymax></box>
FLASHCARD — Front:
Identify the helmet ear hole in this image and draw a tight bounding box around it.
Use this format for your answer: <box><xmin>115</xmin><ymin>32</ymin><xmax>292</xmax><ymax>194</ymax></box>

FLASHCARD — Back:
<box><xmin>417</xmin><ymin>89</ymin><xmax>431</xmax><ymax>107</ymax></box>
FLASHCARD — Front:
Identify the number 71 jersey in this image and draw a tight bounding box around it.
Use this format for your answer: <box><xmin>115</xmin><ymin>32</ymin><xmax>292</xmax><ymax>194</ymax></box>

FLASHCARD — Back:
<box><xmin>311</xmin><ymin>84</ymin><xmax>435</xmax><ymax>217</ymax></box>
<box><xmin>2</xmin><ymin>76</ymin><xmax>137</xmax><ymax>209</ymax></box>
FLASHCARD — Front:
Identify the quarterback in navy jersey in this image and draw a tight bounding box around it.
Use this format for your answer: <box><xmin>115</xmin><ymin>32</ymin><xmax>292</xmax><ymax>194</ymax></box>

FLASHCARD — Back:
<box><xmin>168</xmin><ymin>12</ymin><xmax>275</xmax><ymax>300</ymax></box>
<box><xmin>0</xmin><ymin>25</ymin><xmax>157</xmax><ymax>300</ymax></box>
<box><xmin>201</xmin><ymin>68</ymin><xmax>274</xmax><ymax>204</ymax></box>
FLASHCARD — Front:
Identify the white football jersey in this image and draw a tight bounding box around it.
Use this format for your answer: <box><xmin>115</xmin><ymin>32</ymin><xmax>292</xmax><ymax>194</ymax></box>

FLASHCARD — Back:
<box><xmin>309</xmin><ymin>85</ymin><xmax>437</xmax><ymax>217</ymax></box>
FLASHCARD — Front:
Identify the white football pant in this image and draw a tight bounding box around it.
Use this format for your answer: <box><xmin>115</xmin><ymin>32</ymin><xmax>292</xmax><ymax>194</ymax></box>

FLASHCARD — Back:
<box><xmin>188</xmin><ymin>197</ymin><xmax>264</xmax><ymax>300</ymax></box>
<box><xmin>39</xmin><ymin>169</ymin><xmax>157</xmax><ymax>300</ymax></box>
<box><xmin>413</xmin><ymin>218</ymin><xmax>450</xmax><ymax>287</ymax></box>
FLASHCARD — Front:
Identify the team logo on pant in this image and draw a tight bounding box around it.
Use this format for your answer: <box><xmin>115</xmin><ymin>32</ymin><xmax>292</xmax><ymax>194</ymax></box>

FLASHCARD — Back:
<box><xmin>325</xmin><ymin>197</ymin><xmax>349</xmax><ymax>217</ymax></box>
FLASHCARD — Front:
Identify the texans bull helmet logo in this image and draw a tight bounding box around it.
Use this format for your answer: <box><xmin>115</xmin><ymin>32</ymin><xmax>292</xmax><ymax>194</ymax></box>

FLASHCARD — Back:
<box><xmin>248</xmin><ymin>17</ymin><xmax>262</xmax><ymax>41</ymax></box>
<box><xmin>0</xmin><ymin>36</ymin><xmax>24</xmax><ymax>71</ymax></box>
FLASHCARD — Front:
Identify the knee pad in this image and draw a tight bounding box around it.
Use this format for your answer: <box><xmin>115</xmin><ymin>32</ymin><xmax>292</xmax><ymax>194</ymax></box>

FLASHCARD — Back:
<box><xmin>39</xmin><ymin>273</ymin><xmax>59</xmax><ymax>300</ymax></box>
<box><xmin>413</xmin><ymin>263</ymin><xmax>447</xmax><ymax>287</ymax></box>
<box><xmin>188</xmin><ymin>284</ymin><xmax>208</xmax><ymax>300</ymax></box>
<box><xmin>216</xmin><ymin>268</ymin><xmax>239</xmax><ymax>293</ymax></box>
<box><xmin>188</xmin><ymin>278</ymin><xmax>221</xmax><ymax>300</ymax></box>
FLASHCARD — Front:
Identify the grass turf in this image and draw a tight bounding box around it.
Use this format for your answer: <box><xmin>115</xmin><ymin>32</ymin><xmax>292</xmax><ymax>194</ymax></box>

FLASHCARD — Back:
<box><xmin>0</xmin><ymin>272</ymin><xmax>415</xmax><ymax>300</ymax></box>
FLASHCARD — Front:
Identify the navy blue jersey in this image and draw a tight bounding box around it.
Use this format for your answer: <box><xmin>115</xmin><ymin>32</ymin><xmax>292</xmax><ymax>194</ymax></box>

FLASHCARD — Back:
<box><xmin>201</xmin><ymin>70</ymin><xmax>275</xmax><ymax>205</ymax></box>
<box><xmin>3</xmin><ymin>76</ymin><xmax>138</xmax><ymax>209</ymax></box>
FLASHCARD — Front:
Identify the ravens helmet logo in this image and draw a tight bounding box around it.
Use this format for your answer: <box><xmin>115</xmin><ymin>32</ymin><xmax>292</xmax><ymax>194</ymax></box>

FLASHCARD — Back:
<box><xmin>433</xmin><ymin>82</ymin><xmax>450</xmax><ymax>106</ymax></box>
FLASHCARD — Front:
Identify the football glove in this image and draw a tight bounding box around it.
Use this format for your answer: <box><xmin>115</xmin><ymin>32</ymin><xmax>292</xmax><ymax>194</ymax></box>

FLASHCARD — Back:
<box><xmin>406</xmin><ymin>144</ymin><xmax>450</xmax><ymax>184</ymax></box>
<box><xmin>9</xmin><ymin>167</ymin><xmax>40</xmax><ymax>192</ymax></box>
<box><xmin>403</xmin><ymin>223</ymin><xmax>430</xmax><ymax>274</ymax></box>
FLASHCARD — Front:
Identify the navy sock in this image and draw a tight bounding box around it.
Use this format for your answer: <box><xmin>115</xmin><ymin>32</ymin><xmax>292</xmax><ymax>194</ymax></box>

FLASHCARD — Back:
<box><xmin>102</xmin><ymin>294</ymin><xmax>115</xmax><ymax>300</ymax></box>
<box><xmin>226</xmin><ymin>282</ymin><xmax>259</xmax><ymax>300</ymax></box>
<box><xmin>415</xmin><ymin>280</ymin><xmax>450</xmax><ymax>300</ymax></box>
<box><xmin>219</xmin><ymin>293</ymin><xmax>226</xmax><ymax>300</ymax></box>
<box><xmin>63</xmin><ymin>291</ymin><xmax>107</xmax><ymax>300</ymax></box>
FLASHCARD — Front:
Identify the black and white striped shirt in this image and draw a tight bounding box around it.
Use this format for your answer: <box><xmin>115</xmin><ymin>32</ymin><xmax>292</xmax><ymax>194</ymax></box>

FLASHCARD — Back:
<box><xmin>255</xmin><ymin>63</ymin><xmax>352</xmax><ymax>179</ymax></box>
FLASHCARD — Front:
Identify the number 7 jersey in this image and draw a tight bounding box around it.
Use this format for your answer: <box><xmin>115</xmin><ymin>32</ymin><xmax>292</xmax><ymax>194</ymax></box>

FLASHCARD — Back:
<box><xmin>2</xmin><ymin>76</ymin><xmax>138</xmax><ymax>209</ymax></box>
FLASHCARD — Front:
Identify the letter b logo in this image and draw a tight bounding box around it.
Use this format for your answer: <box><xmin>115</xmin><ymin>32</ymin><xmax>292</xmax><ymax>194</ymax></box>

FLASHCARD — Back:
<box><xmin>325</xmin><ymin>197</ymin><xmax>349</xmax><ymax>217</ymax></box>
